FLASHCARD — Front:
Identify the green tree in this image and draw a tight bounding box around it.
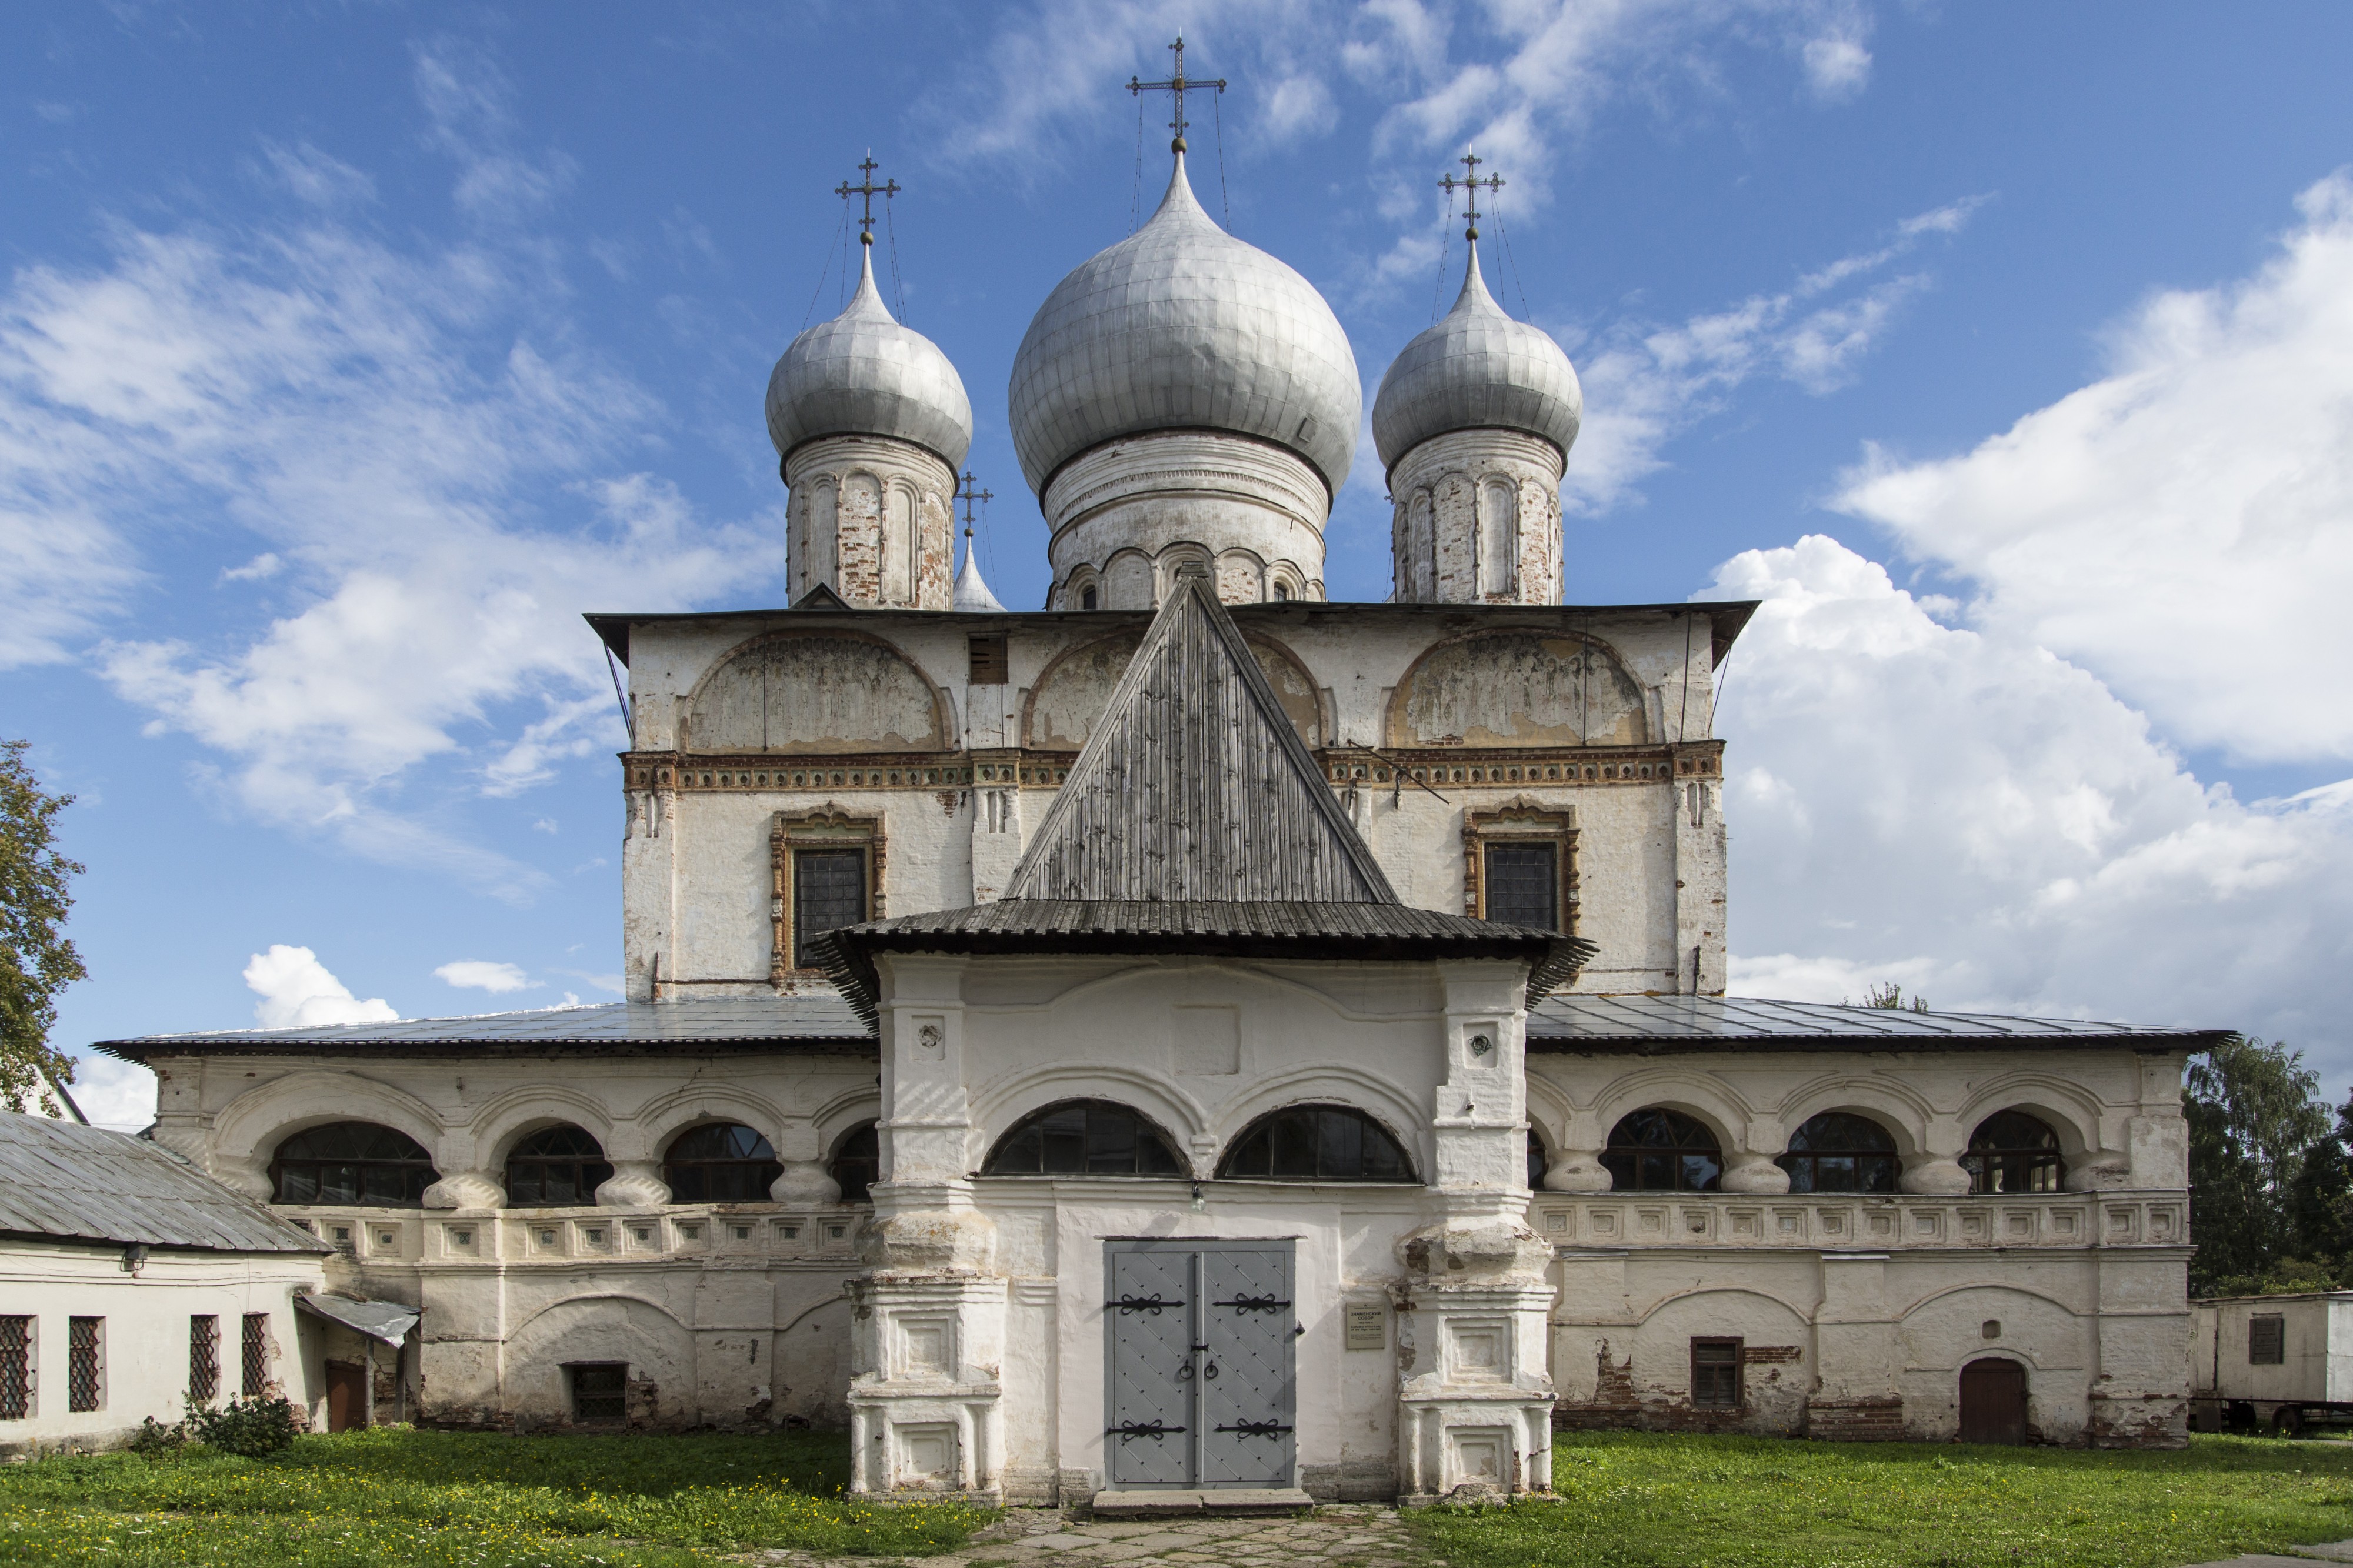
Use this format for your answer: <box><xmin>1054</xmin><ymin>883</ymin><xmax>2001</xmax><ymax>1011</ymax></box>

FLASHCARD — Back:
<box><xmin>2185</xmin><ymin>1035</ymin><xmax>2331</xmax><ymax>1293</ymax></box>
<box><xmin>0</xmin><ymin>741</ymin><xmax>87</xmax><ymax>1116</ymax></box>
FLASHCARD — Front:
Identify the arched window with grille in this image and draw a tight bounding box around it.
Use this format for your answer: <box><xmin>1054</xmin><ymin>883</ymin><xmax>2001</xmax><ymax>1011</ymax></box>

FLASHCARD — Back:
<box><xmin>504</xmin><ymin>1125</ymin><xmax>614</xmax><ymax>1207</ymax></box>
<box><xmin>1777</xmin><ymin>1112</ymin><xmax>1899</xmax><ymax>1194</ymax></box>
<box><xmin>270</xmin><ymin>1123</ymin><xmax>438</xmax><ymax>1207</ymax></box>
<box><xmin>1600</xmin><ymin>1109</ymin><xmax>1722</xmax><ymax>1192</ymax></box>
<box><xmin>1964</xmin><ymin>1110</ymin><xmax>2065</xmax><ymax>1194</ymax></box>
<box><xmin>982</xmin><ymin>1101</ymin><xmax>1185</xmax><ymax>1177</ymax></box>
<box><xmin>829</xmin><ymin>1122</ymin><xmax>881</xmax><ymax>1202</ymax></box>
<box><xmin>1216</xmin><ymin>1105</ymin><xmax>1418</xmax><ymax>1183</ymax></box>
<box><xmin>662</xmin><ymin>1123</ymin><xmax>782</xmax><ymax>1204</ymax></box>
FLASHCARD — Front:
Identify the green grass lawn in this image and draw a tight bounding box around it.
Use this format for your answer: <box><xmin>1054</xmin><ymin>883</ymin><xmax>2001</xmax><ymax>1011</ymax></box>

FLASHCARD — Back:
<box><xmin>1409</xmin><ymin>1432</ymin><xmax>2353</xmax><ymax>1568</ymax></box>
<box><xmin>0</xmin><ymin>1427</ymin><xmax>988</xmax><ymax>1567</ymax></box>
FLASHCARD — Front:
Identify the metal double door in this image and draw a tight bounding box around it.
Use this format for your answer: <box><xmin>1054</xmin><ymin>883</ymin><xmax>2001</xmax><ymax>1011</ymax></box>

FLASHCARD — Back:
<box><xmin>1104</xmin><ymin>1239</ymin><xmax>1297</xmax><ymax>1489</ymax></box>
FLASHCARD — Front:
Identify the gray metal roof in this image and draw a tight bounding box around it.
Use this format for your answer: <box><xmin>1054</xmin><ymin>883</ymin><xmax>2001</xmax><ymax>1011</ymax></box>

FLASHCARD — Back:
<box><xmin>1528</xmin><ymin>994</ymin><xmax>2228</xmax><ymax>1052</ymax></box>
<box><xmin>1372</xmin><ymin>245</ymin><xmax>1582</xmax><ymax>477</ymax></box>
<box><xmin>1008</xmin><ymin>154</ymin><xmax>1360</xmax><ymax>496</ymax></box>
<box><xmin>952</xmin><ymin>537</ymin><xmax>1007</xmax><ymax>612</ymax></box>
<box><xmin>298</xmin><ymin>1293</ymin><xmax>420</xmax><ymax>1346</ymax></box>
<box><xmin>95</xmin><ymin>996</ymin><xmax>873</xmax><ymax>1060</ymax></box>
<box><xmin>0</xmin><ymin>1112</ymin><xmax>329</xmax><ymax>1254</ymax></box>
<box><xmin>766</xmin><ymin>245</ymin><xmax>973</xmax><ymax>470</ymax></box>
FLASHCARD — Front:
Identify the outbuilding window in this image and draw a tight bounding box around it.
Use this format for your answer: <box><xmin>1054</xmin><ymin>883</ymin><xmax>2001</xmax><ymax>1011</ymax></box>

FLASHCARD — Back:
<box><xmin>67</xmin><ymin>1317</ymin><xmax>102</xmax><ymax>1412</ymax></box>
<box><xmin>505</xmin><ymin>1125</ymin><xmax>615</xmax><ymax>1207</ymax></box>
<box><xmin>1601</xmin><ymin>1109</ymin><xmax>1722</xmax><ymax>1192</ymax></box>
<box><xmin>1691</xmin><ymin>1337</ymin><xmax>1742</xmax><ymax>1409</ymax></box>
<box><xmin>1963</xmin><ymin>1111</ymin><xmax>2065</xmax><ymax>1195</ymax></box>
<box><xmin>1217</xmin><ymin>1105</ymin><xmax>1418</xmax><ymax>1183</ymax></box>
<box><xmin>2251</xmin><ymin>1315</ymin><xmax>2286</xmax><ymax>1365</ymax></box>
<box><xmin>662</xmin><ymin>1124</ymin><xmax>782</xmax><ymax>1204</ymax></box>
<box><xmin>0</xmin><ymin>1317</ymin><xmax>30</xmax><ymax>1420</ymax></box>
<box><xmin>983</xmin><ymin>1101</ymin><xmax>1185</xmax><ymax>1177</ymax></box>
<box><xmin>188</xmin><ymin>1316</ymin><xmax>219</xmax><ymax>1405</ymax></box>
<box><xmin>270</xmin><ymin>1123</ymin><xmax>438</xmax><ymax>1207</ymax></box>
<box><xmin>568</xmin><ymin>1363</ymin><xmax>628</xmax><ymax>1424</ymax></box>
<box><xmin>242</xmin><ymin>1314</ymin><xmax>271</xmax><ymax>1396</ymax></box>
<box><xmin>1777</xmin><ymin>1113</ymin><xmax>1899</xmax><ymax>1194</ymax></box>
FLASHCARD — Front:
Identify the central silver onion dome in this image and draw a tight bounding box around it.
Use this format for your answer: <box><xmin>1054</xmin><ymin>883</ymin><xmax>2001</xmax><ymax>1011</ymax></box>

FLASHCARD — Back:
<box><xmin>1008</xmin><ymin>155</ymin><xmax>1360</xmax><ymax>497</ymax></box>
<box><xmin>1371</xmin><ymin>245</ymin><xmax>1581</xmax><ymax>478</ymax></box>
<box><xmin>766</xmin><ymin>246</ymin><xmax>973</xmax><ymax>469</ymax></box>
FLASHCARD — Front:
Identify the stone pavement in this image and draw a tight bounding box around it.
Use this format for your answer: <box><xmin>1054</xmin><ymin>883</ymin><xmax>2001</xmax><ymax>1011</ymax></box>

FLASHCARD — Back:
<box><xmin>2187</xmin><ymin>1545</ymin><xmax>2353</xmax><ymax>1568</ymax></box>
<box><xmin>741</xmin><ymin>1504</ymin><xmax>1435</xmax><ymax>1568</ymax></box>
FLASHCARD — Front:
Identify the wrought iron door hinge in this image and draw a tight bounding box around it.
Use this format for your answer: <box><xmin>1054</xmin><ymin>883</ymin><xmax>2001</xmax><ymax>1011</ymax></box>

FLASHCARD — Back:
<box><xmin>1212</xmin><ymin>1295</ymin><xmax>1292</xmax><ymax>1312</ymax></box>
<box><xmin>1108</xmin><ymin>1294</ymin><xmax>1174</xmax><ymax>1315</ymax></box>
<box><xmin>1214</xmin><ymin>1420</ymin><xmax>1295</xmax><ymax>1437</ymax></box>
<box><xmin>1108</xmin><ymin>1421</ymin><xmax>1186</xmax><ymax>1442</ymax></box>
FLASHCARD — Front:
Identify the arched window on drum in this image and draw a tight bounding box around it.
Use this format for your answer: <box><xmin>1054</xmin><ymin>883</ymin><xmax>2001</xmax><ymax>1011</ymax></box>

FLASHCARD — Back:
<box><xmin>270</xmin><ymin>1123</ymin><xmax>438</xmax><ymax>1207</ymax></box>
<box><xmin>1777</xmin><ymin>1113</ymin><xmax>1899</xmax><ymax>1195</ymax></box>
<box><xmin>662</xmin><ymin>1123</ymin><xmax>782</xmax><ymax>1203</ymax></box>
<box><xmin>981</xmin><ymin>1100</ymin><xmax>1186</xmax><ymax>1177</ymax></box>
<box><xmin>505</xmin><ymin>1125</ymin><xmax>614</xmax><ymax>1207</ymax></box>
<box><xmin>1600</xmin><ymin>1109</ymin><xmax>1721</xmax><ymax>1192</ymax></box>
<box><xmin>1217</xmin><ymin>1105</ymin><xmax>1418</xmax><ymax>1183</ymax></box>
<box><xmin>1964</xmin><ymin>1111</ymin><xmax>2065</xmax><ymax>1194</ymax></box>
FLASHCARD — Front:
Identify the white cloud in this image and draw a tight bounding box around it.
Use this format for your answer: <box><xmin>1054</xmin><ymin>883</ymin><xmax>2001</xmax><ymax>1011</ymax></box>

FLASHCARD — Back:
<box><xmin>244</xmin><ymin>944</ymin><xmax>399</xmax><ymax>1030</ymax></box>
<box><xmin>1711</xmin><ymin>535</ymin><xmax>2353</xmax><ymax>1070</ymax></box>
<box><xmin>434</xmin><ymin>959</ymin><xmax>535</xmax><ymax>993</ymax></box>
<box><xmin>1799</xmin><ymin>31</ymin><xmax>1871</xmax><ymax>101</ymax></box>
<box><xmin>62</xmin><ymin>1055</ymin><xmax>159</xmax><ymax>1133</ymax></box>
<box><xmin>219</xmin><ymin>552</ymin><xmax>282</xmax><ymax>583</ymax></box>
<box><xmin>1835</xmin><ymin>172</ymin><xmax>2353</xmax><ymax>768</ymax></box>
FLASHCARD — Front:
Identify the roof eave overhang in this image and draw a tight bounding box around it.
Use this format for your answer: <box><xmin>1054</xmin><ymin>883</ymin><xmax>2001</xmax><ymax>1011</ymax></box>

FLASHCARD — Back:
<box><xmin>1525</xmin><ymin>1027</ymin><xmax>2231</xmax><ymax>1056</ymax></box>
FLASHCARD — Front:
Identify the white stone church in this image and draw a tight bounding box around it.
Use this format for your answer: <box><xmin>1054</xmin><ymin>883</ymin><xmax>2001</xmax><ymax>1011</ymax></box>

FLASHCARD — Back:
<box><xmin>105</xmin><ymin>135</ymin><xmax>2219</xmax><ymax>1505</ymax></box>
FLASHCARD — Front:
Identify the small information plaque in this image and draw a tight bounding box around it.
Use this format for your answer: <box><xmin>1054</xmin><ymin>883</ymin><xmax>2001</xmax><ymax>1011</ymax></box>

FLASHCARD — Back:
<box><xmin>1344</xmin><ymin>1303</ymin><xmax>1387</xmax><ymax>1350</ymax></box>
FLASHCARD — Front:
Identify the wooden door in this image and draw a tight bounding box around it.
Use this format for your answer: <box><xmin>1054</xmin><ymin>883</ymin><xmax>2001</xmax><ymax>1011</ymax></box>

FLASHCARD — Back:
<box><xmin>325</xmin><ymin>1360</ymin><xmax>367</xmax><ymax>1432</ymax></box>
<box><xmin>1958</xmin><ymin>1357</ymin><xmax>2027</xmax><ymax>1444</ymax></box>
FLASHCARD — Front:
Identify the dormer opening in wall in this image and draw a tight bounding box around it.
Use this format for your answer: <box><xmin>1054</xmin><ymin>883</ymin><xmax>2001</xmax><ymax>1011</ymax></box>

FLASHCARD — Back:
<box><xmin>1217</xmin><ymin>1105</ymin><xmax>1418</xmax><ymax>1183</ymax></box>
<box><xmin>1963</xmin><ymin>1111</ymin><xmax>2065</xmax><ymax>1195</ymax></box>
<box><xmin>981</xmin><ymin>1100</ymin><xmax>1187</xmax><ymax>1177</ymax></box>
<box><xmin>1601</xmin><ymin>1109</ymin><xmax>1722</xmax><ymax>1193</ymax></box>
<box><xmin>1775</xmin><ymin>1113</ymin><xmax>1898</xmax><ymax>1195</ymax></box>
<box><xmin>269</xmin><ymin>1122</ymin><xmax>438</xmax><ymax>1207</ymax></box>
<box><xmin>829</xmin><ymin>1121</ymin><xmax>881</xmax><ymax>1202</ymax></box>
<box><xmin>504</xmin><ymin>1125</ymin><xmax>615</xmax><ymax>1207</ymax></box>
<box><xmin>662</xmin><ymin>1123</ymin><xmax>782</xmax><ymax>1203</ymax></box>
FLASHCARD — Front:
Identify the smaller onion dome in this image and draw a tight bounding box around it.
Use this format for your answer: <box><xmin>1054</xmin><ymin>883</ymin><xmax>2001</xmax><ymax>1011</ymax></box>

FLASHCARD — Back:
<box><xmin>1371</xmin><ymin>245</ymin><xmax>1581</xmax><ymax>478</ymax></box>
<box><xmin>766</xmin><ymin>245</ymin><xmax>973</xmax><ymax>471</ymax></box>
<box><xmin>952</xmin><ymin>531</ymin><xmax>1005</xmax><ymax>613</ymax></box>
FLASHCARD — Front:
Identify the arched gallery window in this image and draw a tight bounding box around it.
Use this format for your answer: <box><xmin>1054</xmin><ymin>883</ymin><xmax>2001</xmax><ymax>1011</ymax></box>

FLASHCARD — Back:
<box><xmin>982</xmin><ymin>1100</ymin><xmax>1185</xmax><ymax>1177</ymax></box>
<box><xmin>1964</xmin><ymin>1110</ymin><xmax>2065</xmax><ymax>1195</ymax></box>
<box><xmin>829</xmin><ymin>1122</ymin><xmax>881</xmax><ymax>1202</ymax></box>
<box><xmin>1217</xmin><ymin>1105</ymin><xmax>1417</xmax><ymax>1183</ymax></box>
<box><xmin>663</xmin><ymin>1123</ymin><xmax>782</xmax><ymax>1204</ymax></box>
<box><xmin>1527</xmin><ymin>1129</ymin><xmax>1549</xmax><ymax>1190</ymax></box>
<box><xmin>1777</xmin><ymin>1112</ymin><xmax>1899</xmax><ymax>1194</ymax></box>
<box><xmin>504</xmin><ymin>1125</ymin><xmax>613</xmax><ymax>1207</ymax></box>
<box><xmin>270</xmin><ymin>1122</ymin><xmax>437</xmax><ymax>1207</ymax></box>
<box><xmin>1600</xmin><ymin>1109</ymin><xmax>1722</xmax><ymax>1193</ymax></box>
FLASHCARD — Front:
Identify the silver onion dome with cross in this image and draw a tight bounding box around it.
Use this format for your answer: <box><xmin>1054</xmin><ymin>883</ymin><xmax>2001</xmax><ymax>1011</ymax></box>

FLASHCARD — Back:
<box><xmin>1006</xmin><ymin>152</ymin><xmax>1360</xmax><ymax>498</ymax></box>
<box><xmin>765</xmin><ymin>243</ymin><xmax>974</xmax><ymax>471</ymax></box>
<box><xmin>1371</xmin><ymin>242</ymin><xmax>1582</xmax><ymax>479</ymax></box>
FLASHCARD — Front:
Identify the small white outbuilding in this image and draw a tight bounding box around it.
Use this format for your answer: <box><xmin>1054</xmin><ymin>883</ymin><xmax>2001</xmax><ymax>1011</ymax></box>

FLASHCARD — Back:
<box><xmin>0</xmin><ymin>1110</ymin><xmax>330</xmax><ymax>1456</ymax></box>
<box><xmin>2190</xmin><ymin>1292</ymin><xmax>2353</xmax><ymax>1436</ymax></box>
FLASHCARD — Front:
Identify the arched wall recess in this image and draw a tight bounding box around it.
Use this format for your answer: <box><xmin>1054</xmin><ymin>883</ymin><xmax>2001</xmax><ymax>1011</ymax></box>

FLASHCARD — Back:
<box><xmin>685</xmin><ymin>629</ymin><xmax>949</xmax><ymax>754</ymax></box>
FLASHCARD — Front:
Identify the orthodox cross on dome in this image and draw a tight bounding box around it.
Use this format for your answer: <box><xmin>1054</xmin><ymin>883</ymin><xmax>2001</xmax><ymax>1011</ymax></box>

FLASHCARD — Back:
<box><xmin>835</xmin><ymin>153</ymin><xmax>901</xmax><ymax>248</ymax></box>
<box><xmin>1441</xmin><ymin>150</ymin><xmax>1504</xmax><ymax>243</ymax></box>
<box><xmin>956</xmin><ymin>468</ymin><xmax>992</xmax><ymax>543</ymax></box>
<box><xmin>1127</xmin><ymin>35</ymin><xmax>1225</xmax><ymax>155</ymax></box>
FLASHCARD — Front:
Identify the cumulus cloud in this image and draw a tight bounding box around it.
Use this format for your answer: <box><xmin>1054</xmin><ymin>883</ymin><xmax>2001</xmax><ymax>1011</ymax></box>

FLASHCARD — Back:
<box><xmin>244</xmin><ymin>944</ymin><xmax>399</xmax><ymax>1030</ymax></box>
<box><xmin>1712</xmin><ymin>536</ymin><xmax>2353</xmax><ymax>1069</ymax></box>
<box><xmin>62</xmin><ymin>1055</ymin><xmax>159</xmax><ymax>1133</ymax></box>
<box><xmin>434</xmin><ymin>959</ymin><xmax>535</xmax><ymax>993</ymax></box>
<box><xmin>1835</xmin><ymin>172</ymin><xmax>2353</xmax><ymax>767</ymax></box>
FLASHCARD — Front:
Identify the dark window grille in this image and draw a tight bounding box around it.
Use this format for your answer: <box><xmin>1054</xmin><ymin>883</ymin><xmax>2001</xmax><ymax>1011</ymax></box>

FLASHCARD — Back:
<box><xmin>968</xmin><ymin>633</ymin><xmax>1009</xmax><ymax>684</ymax></box>
<box><xmin>68</xmin><ymin>1317</ymin><xmax>101</xmax><ymax>1412</ymax></box>
<box><xmin>1962</xmin><ymin>1110</ymin><xmax>2065</xmax><ymax>1195</ymax></box>
<box><xmin>1692</xmin><ymin>1338</ymin><xmax>1742</xmax><ymax>1409</ymax></box>
<box><xmin>829</xmin><ymin>1122</ymin><xmax>882</xmax><ymax>1202</ymax></box>
<box><xmin>983</xmin><ymin>1101</ymin><xmax>1186</xmax><ymax>1177</ymax></box>
<box><xmin>1601</xmin><ymin>1108</ymin><xmax>1723</xmax><ymax>1192</ymax></box>
<box><xmin>794</xmin><ymin>848</ymin><xmax>866</xmax><ymax>968</ymax></box>
<box><xmin>662</xmin><ymin>1123</ymin><xmax>782</xmax><ymax>1204</ymax></box>
<box><xmin>2251</xmin><ymin>1315</ymin><xmax>2286</xmax><ymax>1366</ymax></box>
<box><xmin>569</xmin><ymin>1363</ymin><xmax>627</xmax><ymax>1423</ymax></box>
<box><xmin>1528</xmin><ymin>1129</ymin><xmax>1549</xmax><ymax>1190</ymax></box>
<box><xmin>270</xmin><ymin>1122</ymin><xmax>438</xmax><ymax>1207</ymax></box>
<box><xmin>505</xmin><ymin>1125</ymin><xmax>615</xmax><ymax>1207</ymax></box>
<box><xmin>242</xmin><ymin>1314</ymin><xmax>269</xmax><ymax>1395</ymax></box>
<box><xmin>188</xmin><ymin>1315</ymin><xmax>219</xmax><ymax>1404</ymax></box>
<box><xmin>0</xmin><ymin>1316</ymin><xmax>29</xmax><ymax>1420</ymax></box>
<box><xmin>1777</xmin><ymin>1112</ymin><xmax>1900</xmax><ymax>1194</ymax></box>
<box><xmin>1483</xmin><ymin>842</ymin><xmax>1559</xmax><ymax>930</ymax></box>
<box><xmin>1216</xmin><ymin>1105</ymin><xmax>1417</xmax><ymax>1183</ymax></box>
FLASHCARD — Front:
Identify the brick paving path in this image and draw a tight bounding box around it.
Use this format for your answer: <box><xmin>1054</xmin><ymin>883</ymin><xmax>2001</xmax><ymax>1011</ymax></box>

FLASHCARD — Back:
<box><xmin>742</xmin><ymin>1504</ymin><xmax>1438</xmax><ymax>1568</ymax></box>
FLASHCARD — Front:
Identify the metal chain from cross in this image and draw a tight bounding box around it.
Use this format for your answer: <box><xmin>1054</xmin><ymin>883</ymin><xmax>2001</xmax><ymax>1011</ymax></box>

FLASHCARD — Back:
<box><xmin>835</xmin><ymin>153</ymin><xmax>901</xmax><ymax>249</ymax></box>
<box><xmin>1127</xmin><ymin>35</ymin><xmax>1225</xmax><ymax>156</ymax></box>
<box><xmin>1441</xmin><ymin>150</ymin><xmax>1504</xmax><ymax>243</ymax></box>
<box><xmin>956</xmin><ymin>469</ymin><xmax>992</xmax><ymax>542</ymax></box>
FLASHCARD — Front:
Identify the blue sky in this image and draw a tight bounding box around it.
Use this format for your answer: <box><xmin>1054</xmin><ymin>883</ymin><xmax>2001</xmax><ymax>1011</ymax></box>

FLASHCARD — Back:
<box><xmin>7</xmin><ymin>2</ymin><xmax>2352</xmax><ymax>1126</ymax></box>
